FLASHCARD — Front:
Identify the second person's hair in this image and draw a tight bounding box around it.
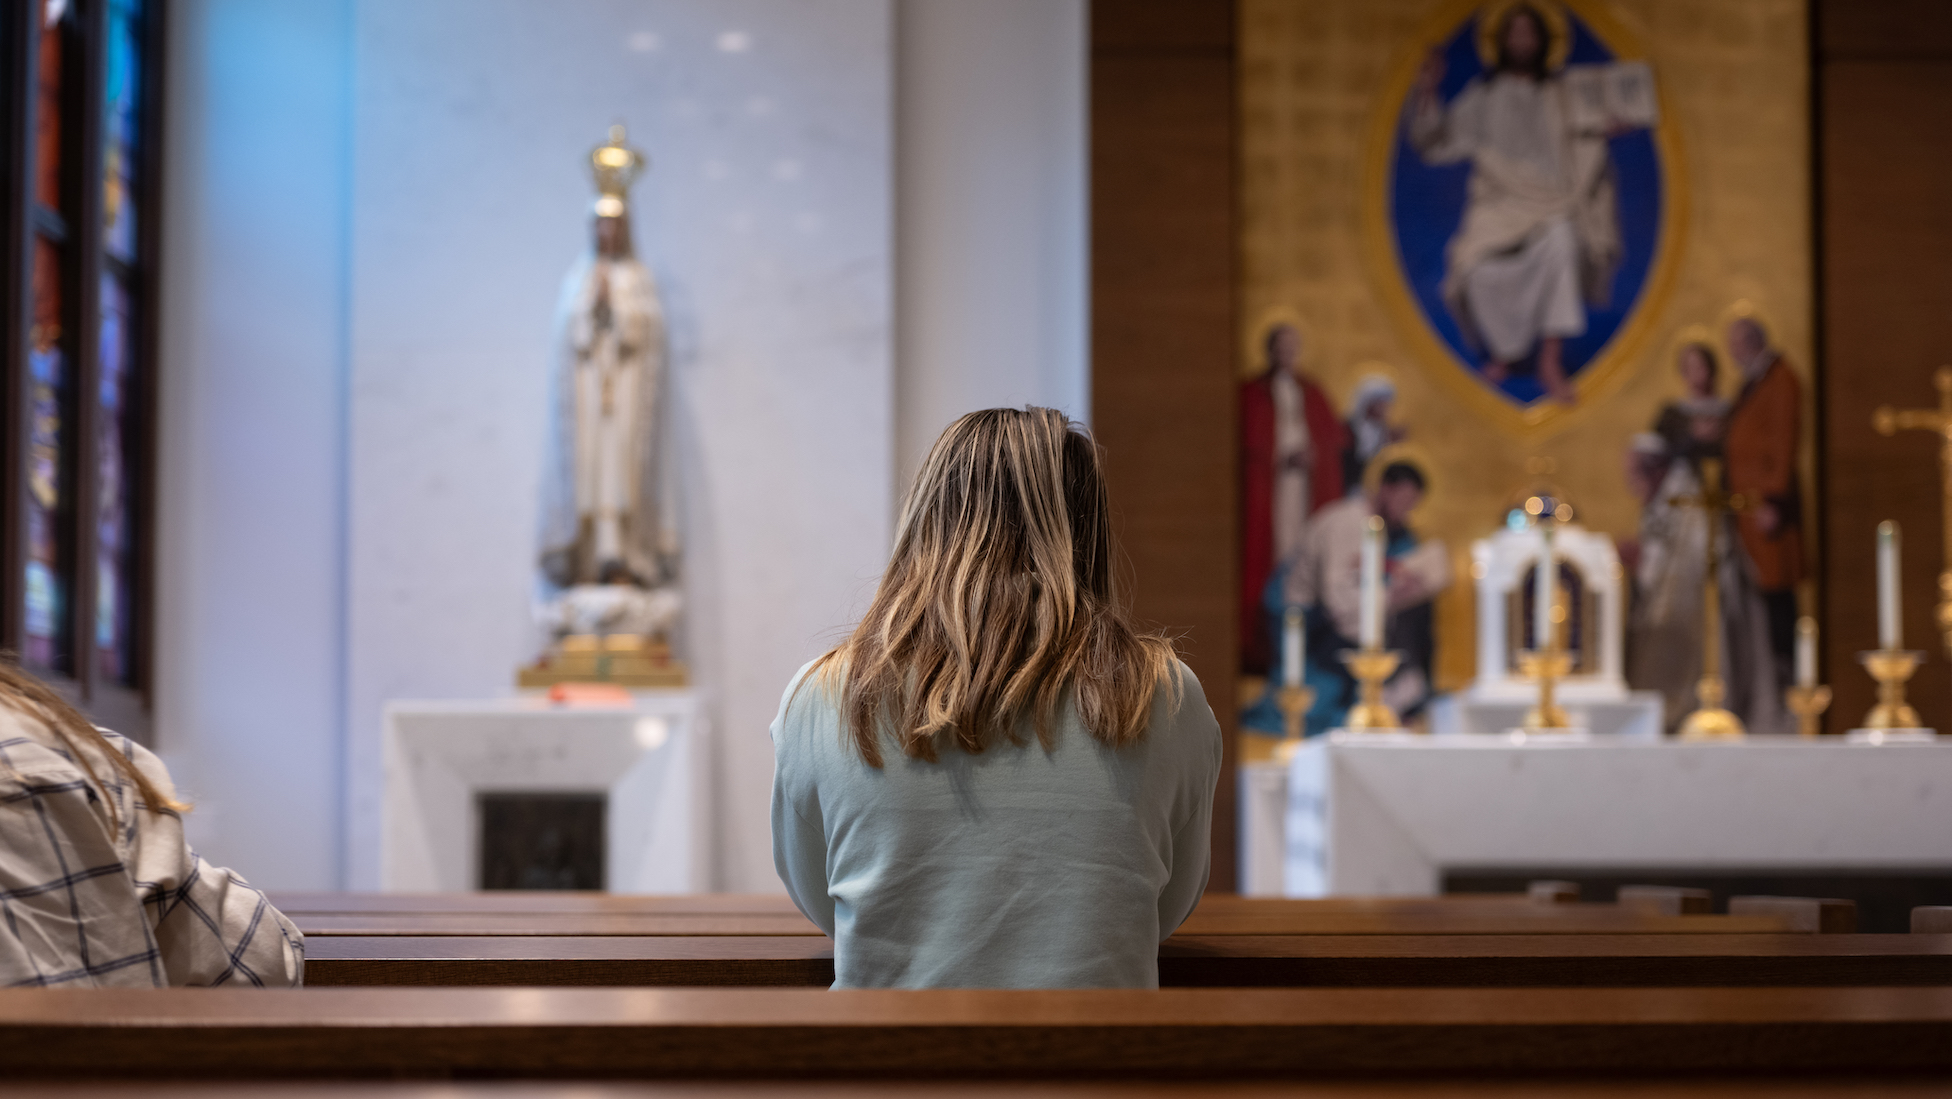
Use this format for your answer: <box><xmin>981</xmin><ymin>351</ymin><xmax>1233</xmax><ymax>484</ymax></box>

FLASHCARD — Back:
<box><xmin>814</xmin><ymin>407</ymin><xmax>1176</xmax><ymax>766</ymax></box>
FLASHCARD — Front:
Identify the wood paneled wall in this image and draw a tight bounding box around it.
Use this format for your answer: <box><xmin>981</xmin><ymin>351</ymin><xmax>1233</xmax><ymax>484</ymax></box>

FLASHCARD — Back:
<box><xmin>1091</xmin><ymin>1</ymin><xmax>1238</xmax><ymax>887</ymax></box>
<box><xmin>1818</xmin><ymin>0</ymin><xmax>1952</xmax><ymax>730</ymax></box>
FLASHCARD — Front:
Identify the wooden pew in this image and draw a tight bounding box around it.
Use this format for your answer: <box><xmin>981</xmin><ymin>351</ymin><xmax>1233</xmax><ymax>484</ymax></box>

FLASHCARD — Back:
<box><xmin>13</xmin><ymin>1080</ymin><xmax>1952</xmax><ymax>1097</ymax></box>
<box><xmin>6</xmin><ymin>986</ymin><xmax>1952</xmax><ymax>1078</ymax></box>
<box><xmin>11</xmin><ymin>1082</ymin><xmax>1952</xmax><ymax>1099</ymax></box>
<box><xmin>271</xmin><ymin>893</ymin><xmax>1796</xmax><ymax>938</ymax></box>
<box><xmin>301</xmin><ymin>932</ymin><xmax>1952</xmax><ymax>989</ymax></box>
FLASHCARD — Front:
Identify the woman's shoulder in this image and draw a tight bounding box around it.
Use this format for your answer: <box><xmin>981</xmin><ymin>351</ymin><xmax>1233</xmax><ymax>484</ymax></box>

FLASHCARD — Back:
<box><xmin>771</xmin><ymin>656</ymin><xmax>846</xmax><ymax>741</ymax></box>
<box><xmin>0</xmin><ymin>715</ymin><xmax>67</xmax><ymax>782</ymax></box>
<box><xmin>0</xmin><ymin>705</ymin><xmax>97</xmax><ymax>780</ymax></box>
<box><xmin>1146</xmin><ymin>658</ymin><xmax>1222</xmax><ymax>767</ymax></box>
<box><xmin>1161</xmin><ymin>656</ymin><xmax>1206</xmax><ymax>702</ymax></box>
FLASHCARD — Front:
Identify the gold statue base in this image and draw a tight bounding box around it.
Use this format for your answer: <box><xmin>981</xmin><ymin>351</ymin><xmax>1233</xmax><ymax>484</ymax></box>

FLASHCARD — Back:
<box><xmin>1858</xmin><ymin>649</ymin><xmax>1923</xmax><ymax>729</ymax></box>
<box><xmin>1678</xmin><ymin>672</ymin><xmax>1745</xmax><ymax>741</ymax></box>
<box><xmin>1273</xmin><ymin>684</ymin><xmax>1317</xmax><ymax>762</ymax></box>
<box><xmin>1784</xmin><ymin>684</ymin><xmax>1832</xmax><ymax>738</ymax></box>
<box><xmin>518</xmin><ymin>634</ymin><xmax>689</xmax><ymax>689</ymax></box>
<box><xmin>1339</xmin><ymin>648</ymin><xmax>1405</xmax><ymax>731</ymax></box>
<box><xmin>1515</xmin><ymin>648</ymin><xmax>1575</xmax><ymax>730</ymax></box>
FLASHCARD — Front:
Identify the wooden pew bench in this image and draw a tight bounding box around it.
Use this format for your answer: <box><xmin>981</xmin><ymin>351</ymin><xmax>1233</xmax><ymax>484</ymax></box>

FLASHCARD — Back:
<box><xmin>272</xmin><ymin>892</ymin><xmax>1797</xmax><ymax>938</ymax></box>
<box><xmin>14</xmin><ymin>1079</ymin><xmax>1952</xmax><ymax>1097</ymax></box>
<box><xmin>12</xmin><ymin>1081</ymin><xmax>1952</xmax><ymax>1099</ymax></box>
<box><xmin>6</xmin><ymin>986</ymin><xmax>1952</xmax><ymax>1079</ymax></box>
<box><xmin>301</xmin><ymin>932</ymin><xmax>1952</xmax><ymax>989</ymax></box>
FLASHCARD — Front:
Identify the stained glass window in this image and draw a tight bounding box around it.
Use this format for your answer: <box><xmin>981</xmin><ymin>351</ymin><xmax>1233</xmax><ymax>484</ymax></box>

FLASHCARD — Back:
<box><xmin>103</xmin><ymin>0</ymin><xmax>139</xmax><ymax>261</ymax></box>
<box><xmin>96</xmin><ymin>274</ymin><xmax>132</xmax><ymax>682</ymax></box>
<box><xmin>36</xmin><ymin>0</ymin><xmax>68</xmax><ymax>211</ymax></box>
<box><xmin>27</xmin><ymin>240</ymin><xmax>69</xmax><ymax>673</ymax></box>
<box><xmin>95</xmin><ymin>0</ymin><xmax>145</xmax><ymax>686</ymax></box>
<box><xmin>1</xmin><ymin>0</ymin><xmax>164</xmax><ymax>728</ymax></box>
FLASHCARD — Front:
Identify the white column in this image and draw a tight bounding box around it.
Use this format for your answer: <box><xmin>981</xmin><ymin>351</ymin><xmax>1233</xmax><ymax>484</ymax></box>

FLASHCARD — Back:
<box><xmin>894</xmin><ymin>0</ymin><xmax>1088</xmax><ymax>495</ymax></box>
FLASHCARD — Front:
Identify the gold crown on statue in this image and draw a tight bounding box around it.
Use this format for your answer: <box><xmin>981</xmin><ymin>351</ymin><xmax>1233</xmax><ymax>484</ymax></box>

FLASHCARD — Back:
<box><xmin>589</xmin><ymin>123</ymin><xmax>646</xmax><ymax>219</ymax></box>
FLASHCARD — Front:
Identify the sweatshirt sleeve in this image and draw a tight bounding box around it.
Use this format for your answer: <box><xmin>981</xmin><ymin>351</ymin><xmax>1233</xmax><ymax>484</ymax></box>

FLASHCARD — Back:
<box><xmin>769</xmin><ymin>663</ymin><xmax>837</xmax><ymax>936</ymax></box>
<box><xmin>1155</xmin><ymin>663</ymin><xmax>1221</xmax><ymax>939</ymax></box>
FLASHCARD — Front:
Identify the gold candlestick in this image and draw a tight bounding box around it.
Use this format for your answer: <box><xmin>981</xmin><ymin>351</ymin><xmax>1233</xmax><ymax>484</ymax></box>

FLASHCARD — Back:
<box><xmin>1672</xmin><ymin>458</ymin><xmax>1747</xmax><ymax>741</ymax></box>
<box><xmin>1273</xmin><ymin>683</ymin><xmax>1317</xmax><ymax>762</ymax></box>
<box><xmin>1858</xmin><ymin>649</ymin><xmax>1924</xmax><ymax>729</ymax></box>
<box><xmin>1874</xmin><ymin>367</ymin><xmax>1952</xmax><ymax>665</ymax></box>
<box><xmin>1339</xmin><ymin>648</ymin><xmax>1403</xmax><ymax>731</ymax></box>
<box><xmin>1784</xmin><ymin>684</ymin><xmax>1832</xmax><ymax>738</ymax></box>
<box><xmin>1516</xmin><ymin>648</ymin><xmax>1574</xmax><ymax>730</ymax></box>
<box><xmin>1679</xmin><ymin>673</ymin><xmax>1744</xmax><ymax>740</ymax></box>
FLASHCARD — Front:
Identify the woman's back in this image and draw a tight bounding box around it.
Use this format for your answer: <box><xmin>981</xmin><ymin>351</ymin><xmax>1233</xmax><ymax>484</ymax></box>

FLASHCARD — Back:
<box><xmin>771</xmin><ymin>407</ymin><xmax>1222</xmax><ymax>988</ymax></box>
<box><xmin>771</xmin><ymin>659</ymin><xmax>1220</xmax><ymax>988</ymax></box>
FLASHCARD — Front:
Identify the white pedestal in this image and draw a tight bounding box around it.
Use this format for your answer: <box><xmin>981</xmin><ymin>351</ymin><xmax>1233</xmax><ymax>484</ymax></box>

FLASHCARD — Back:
<box><xmin>1265</xmin><ymin>734</ymin><xmax>1952</xmax><ymax>897</ymax></box>
<box><xmin>1239</xmin><ymin>761</ymin><xmax>1291</xmax><ymax>896</ymax></box>
<box><xmin>382</xmin><ymin>692</ymin><xmax>709</xmax><ymax>893</ymax></box>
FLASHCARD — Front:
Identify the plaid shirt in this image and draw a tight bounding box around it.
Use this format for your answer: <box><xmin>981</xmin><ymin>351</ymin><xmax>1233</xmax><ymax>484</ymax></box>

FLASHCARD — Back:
<box><xmin>0</xmin><ymin>710</ymin><xmax>303</xmax><ymax>987</ymax></box>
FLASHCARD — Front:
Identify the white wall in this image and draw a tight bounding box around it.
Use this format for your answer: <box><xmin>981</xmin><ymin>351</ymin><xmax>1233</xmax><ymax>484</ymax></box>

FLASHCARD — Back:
<box><xmin>339</xmin><ymin>0</ymin><xmax>893</xmax><ymax>892</ymax></box>
<box><xmin>155</xmin><ymin>0</ymin><xmax>352</xmax><ymax>888</ymax></box>
<box><xmin>894</xmin><ymin>0</ymin><xmax>1088</xmax><ymax>491</ymax></box>
<box><xmin>157</xmin><ymin>0</ymin><xmax>1084</xmax><ymax>892</ymax></box>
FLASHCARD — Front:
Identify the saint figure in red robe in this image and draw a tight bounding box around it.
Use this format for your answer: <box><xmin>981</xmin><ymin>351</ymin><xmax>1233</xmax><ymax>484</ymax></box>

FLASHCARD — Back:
<box><xmin>1240</xmin><ymin>323</ymin><xmax>1348</xmax><ymax>675</ymax></box>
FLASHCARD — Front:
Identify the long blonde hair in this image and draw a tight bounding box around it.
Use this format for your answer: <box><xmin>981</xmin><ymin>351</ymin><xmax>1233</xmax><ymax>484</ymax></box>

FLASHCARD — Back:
<box><xmin>813</xmin><ymin>407</ymin><xmax>1177</xmax><ymax>766</ymax></box>
<box><xmin>0</xmin><ymin>660</ymin><xmax>185</xmax><ymax>827</ymax></box>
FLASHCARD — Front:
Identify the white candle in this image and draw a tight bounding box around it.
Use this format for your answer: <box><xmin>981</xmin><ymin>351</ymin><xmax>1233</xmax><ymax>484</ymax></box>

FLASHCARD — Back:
<box><xmin>1878</xmin><ymin>521</ymin><xmax>1902</xmax><ymax>650</ymax></box>
<box><xmin>1534</xmin><ymin>523</ymin><xmax>1556</xmax><ymax>651</ymax></box>
<box><xmin>1359</xmin><ymin>515</ymin><xmax>1384</xmax><ymax>650</ymax></box>
<box><xmin>1282</xmin><ymin>606</ymin><xmax>1305</xmax><ymax>688</ymax></box>
<box><xmin>1795</xmin><ymin>616</ymin><xmax>1817</xmax><ymax>689</ymax></box>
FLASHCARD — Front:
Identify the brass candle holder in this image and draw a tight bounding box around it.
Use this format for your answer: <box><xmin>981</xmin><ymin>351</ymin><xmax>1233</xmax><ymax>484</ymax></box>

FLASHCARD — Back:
<box><xmin>1273</xmin><ymin>683</ymin><xmax>1317</xmax><ymax>762</ymax></box>
<box><xmin>1783</xmin><ymin>684</ymin><xmax>1832</xmax><ymax>738</ymax></box>
<box><xmin>1516</xmin><ymin>648</ymin><xmax>1574</xmax><ymax>730</ymax></box>
<box><xmin>1873</xmin><ymin>367</ymin><xmax>1952</xmax><ymax>665</ymax></box>
<box><xmin>1339</xmin><ymin>648</ymin><xmax>1404</xmax><ymax>731</ymax></box>
<box><xmin>1672</xmin><ymin>457</ymin><xmax>1746</xmax><ymax>741</ymax></box>
<box><xmin>1678</xmin><ymin>673</ymin><xmax>1745</xmax><ymax>740</ymax></box>
<box><xmin>1858</xmin><ymin>649</ymin><xmax>1925</xmax><ymax>729</ymax></box>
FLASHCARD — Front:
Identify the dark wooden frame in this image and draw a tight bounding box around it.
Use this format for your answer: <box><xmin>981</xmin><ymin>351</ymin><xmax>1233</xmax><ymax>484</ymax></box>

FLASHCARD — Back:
<box><xmin>1091</xmin><ymin>0</ymin><xmax>1239</xmax><ymax>887</ymax></box>
<box><xmin>4</xmin><ymin>0</ymin><xmax>165</xmax><ymax>739</ymax></box>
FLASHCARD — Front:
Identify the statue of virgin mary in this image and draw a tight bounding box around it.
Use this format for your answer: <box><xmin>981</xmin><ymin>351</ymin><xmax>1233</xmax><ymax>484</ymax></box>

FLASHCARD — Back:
<box><xmin>534</xmin><ymin>125</ymin><xmax>682</xmax><ymax>653</ymax></box>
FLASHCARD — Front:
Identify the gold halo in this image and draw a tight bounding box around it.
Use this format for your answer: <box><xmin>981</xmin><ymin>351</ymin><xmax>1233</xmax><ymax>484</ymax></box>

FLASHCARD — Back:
<box><xmin>1361</xmin><ymin>440</ymin><xmax>1440</xmax><ymax>513</ymax></box>
<box><xmin>1475</xmin><ymin>0</ymin><xmax>1571</xmax><ymax>74</ymax></box>
<box><xmin>1660</xmin><ymin>322</ymin><xmax>1725</xmax><ymax>397</ymax></box>
<box><xmin>1242</xmin><ymin>304</ymin><xmax>1313</xmax><ymax>379</ymax></box>
<box><xmin>1715</xmin><ymin>298</ymin><xmax>1781</xmax><ymax>363</ymax></box>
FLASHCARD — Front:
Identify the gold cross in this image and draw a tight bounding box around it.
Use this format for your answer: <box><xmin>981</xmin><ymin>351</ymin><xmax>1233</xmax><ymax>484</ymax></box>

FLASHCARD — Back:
<box><xmin>1668</xmin><ymin>456</ymin><xmax>1749</xmax><ymax>738</ymax></box>
<box><xmin>1874</xmin><ymin>367</ymin><xmax>1952</xmax><ymax>661</ymax></box>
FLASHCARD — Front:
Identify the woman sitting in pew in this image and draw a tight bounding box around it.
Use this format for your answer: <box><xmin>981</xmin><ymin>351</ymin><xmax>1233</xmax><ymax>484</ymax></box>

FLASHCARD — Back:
<box><xmin>0</xmin><ymin>663</ymin><xmax>303</xmax><ymax>987</ymax></box>
<box><xmin>771</xmin><ymin>407</ymin><xmax>1222</xmax><ymax>989</ymax></box>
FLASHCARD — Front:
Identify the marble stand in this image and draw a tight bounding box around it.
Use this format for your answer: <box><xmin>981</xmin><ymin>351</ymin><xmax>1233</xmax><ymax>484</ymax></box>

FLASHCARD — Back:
<box><xmin>382</xmin><ymin>692</ymin><xmax>708</xmax><ymax>892</ymax></box>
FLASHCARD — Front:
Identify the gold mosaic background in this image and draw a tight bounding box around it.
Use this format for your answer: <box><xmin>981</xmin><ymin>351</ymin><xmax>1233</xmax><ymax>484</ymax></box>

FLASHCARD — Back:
<box><xmin>1239</xmin><ymin>0</ymin><xmax>1814</xmax><ymax>693</ymax></box>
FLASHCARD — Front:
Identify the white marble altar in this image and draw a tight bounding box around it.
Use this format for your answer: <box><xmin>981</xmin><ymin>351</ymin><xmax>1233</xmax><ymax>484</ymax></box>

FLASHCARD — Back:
<box><xmin>382</xmin><ymin>692</ymin><xmax>708</xmax><ymax>892</ymax></box>
<box><xmin>1257</xmin><ymin>734</ymin><xmax>1952</xmax><ymax>897</ymax></box>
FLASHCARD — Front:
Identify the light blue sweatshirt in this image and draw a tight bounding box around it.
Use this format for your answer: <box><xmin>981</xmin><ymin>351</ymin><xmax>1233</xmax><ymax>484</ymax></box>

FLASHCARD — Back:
<box><xmin>769</xmin><ymin>658</ymin><xmax>1222</xmax><ymax>989</ymax></box>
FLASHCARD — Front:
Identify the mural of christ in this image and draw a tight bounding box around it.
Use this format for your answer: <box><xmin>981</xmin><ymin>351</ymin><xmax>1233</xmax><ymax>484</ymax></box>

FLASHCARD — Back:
<box><xmin>1402</xmin><ymin>2</ymin><xmax>1654</xmax><ymax>406</ymax></box>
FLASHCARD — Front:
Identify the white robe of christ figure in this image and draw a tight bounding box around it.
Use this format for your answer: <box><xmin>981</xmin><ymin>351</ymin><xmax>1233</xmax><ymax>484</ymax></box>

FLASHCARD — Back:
<box><xmin>1406</xmin><ymin>5</ymin><xmax>1654</xmax><ymax>403</ymax></box>
<box><xmin>537</xmin><ymin>126</ymin><xmax>681</xmax><ymax>641</ymax></box>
